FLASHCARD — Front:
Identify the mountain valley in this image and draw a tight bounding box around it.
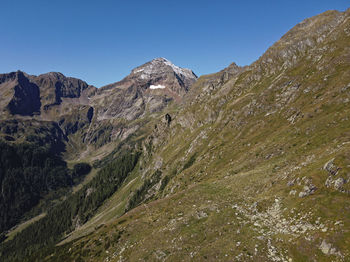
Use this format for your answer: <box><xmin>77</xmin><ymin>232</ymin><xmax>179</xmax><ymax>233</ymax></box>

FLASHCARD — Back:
<box><xmin>1</xmin><ymin>8</ymin><xmax>350</xmax><ymax>262</ymax></box>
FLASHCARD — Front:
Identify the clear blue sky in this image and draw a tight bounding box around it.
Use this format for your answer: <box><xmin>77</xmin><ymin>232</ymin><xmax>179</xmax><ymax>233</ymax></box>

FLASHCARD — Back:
<box><xmin>0</xmin><ymin>0</ymin><xmax>348</xmax><ymax>87</ymax></box>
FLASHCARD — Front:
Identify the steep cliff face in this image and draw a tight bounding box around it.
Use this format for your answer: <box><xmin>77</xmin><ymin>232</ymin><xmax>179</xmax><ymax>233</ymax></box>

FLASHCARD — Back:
<box><xmin>0</xmin><ymin>71</ymin><xmax>41</xmax><ymax>117</ymax></box>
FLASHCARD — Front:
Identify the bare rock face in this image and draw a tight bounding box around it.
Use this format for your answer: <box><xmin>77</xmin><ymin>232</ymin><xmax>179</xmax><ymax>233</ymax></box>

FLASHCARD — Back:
<box><xmin>103</xmin><ymin>57</ymin><xmax>197</xmax><ymax>96</ymax></box>
<box><xmin>130</xmin><ymin>57</ymin><xmax>197</xmax><ymax>93</ymax></box>
<box><xmin>93</xmin><ymin>58</ymin><xmax>197</xmax><ymax>121</ymax></box>
<box><xmin>30</xmin><ymin>72</ymin><xmax>95</xmax><ymax>112</ymax></box>
<box><xmin>0</xmin><ymin>71</ymin><xmax>96</xmax><ymax>119</ymax></box>
<box><xmin>5</xmin><ymin>71</ymin><xmax>41</xmax><ymax>116</ymax></box>
<box><xmin>0</xmin><ymin>71</ymin><xmax>41</xmax><ymax>116</ymax></box>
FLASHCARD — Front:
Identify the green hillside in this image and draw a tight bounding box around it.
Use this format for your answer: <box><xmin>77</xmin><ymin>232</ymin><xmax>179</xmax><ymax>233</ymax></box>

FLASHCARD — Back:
<box><xmin>1</xmin><ymin>8</ymin><xmax>350</xmax><ymax>262</ymax></box>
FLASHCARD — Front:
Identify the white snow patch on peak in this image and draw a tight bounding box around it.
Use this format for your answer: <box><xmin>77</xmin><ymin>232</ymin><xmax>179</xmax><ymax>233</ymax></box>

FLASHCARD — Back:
<box><xmin>131</xmin><ymin>57</ymin><xmax>197</xmax><ymax>81</ymax></box>
<box><xmin>153</xmin><ymin>57</ymin><xmax>197</xmax><ymax>79</ymax></box>
<box><xmin>150</xmin><ymin>84</ymin><xmax>166</xmax><ymax>89</ymax></box>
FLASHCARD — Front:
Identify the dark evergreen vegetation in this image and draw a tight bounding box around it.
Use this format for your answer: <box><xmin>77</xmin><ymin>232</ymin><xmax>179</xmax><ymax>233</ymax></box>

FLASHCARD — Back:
<box><xmin>0</xmin><ymin>150</ymin><xmax>140</xmax><ymax>262</ymax></box>
<box><xmin>182</xmin><ymin>154</ymin><xmax>196</xmax><ymax>171</ymax></box>
<box><xmin>126</xmin><ymin>170</ymin><xmax>161</xmax><ymax>211</ymax></box>
<box><xmin>0</xmin><ymin>140</ymin><xmax>73</xmax><ymax>234</ymax></box>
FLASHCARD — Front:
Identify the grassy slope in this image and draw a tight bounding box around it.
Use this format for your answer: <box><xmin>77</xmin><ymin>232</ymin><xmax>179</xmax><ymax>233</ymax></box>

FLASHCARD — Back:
<box><xmin>34</xmin><ymin>9</ymin><xmax>350</xmax><ymax>262</ymax></box>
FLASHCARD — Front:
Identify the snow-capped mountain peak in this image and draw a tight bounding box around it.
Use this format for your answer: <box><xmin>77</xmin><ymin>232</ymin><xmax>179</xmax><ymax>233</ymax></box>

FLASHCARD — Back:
<box><xmin>131</xmin><ymin>57</ymin><xmax>197</xmax><ymax>81</ymax></box>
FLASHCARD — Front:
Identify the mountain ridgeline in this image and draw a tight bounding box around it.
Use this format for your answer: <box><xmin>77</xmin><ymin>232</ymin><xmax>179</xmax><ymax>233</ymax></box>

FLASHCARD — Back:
<box><xmin>1</xmin><ymin>8</ymin><xmax>350</xmax><ymax>262</ymax></box>
<box><xmin>0</xmin><ymin>58</ymin><xmax>198</xmax><ymax>247</ymax></box>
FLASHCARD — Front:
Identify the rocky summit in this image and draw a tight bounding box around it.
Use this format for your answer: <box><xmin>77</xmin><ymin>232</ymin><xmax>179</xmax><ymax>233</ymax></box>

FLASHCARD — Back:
<box><xmin>93</xmin><ymin>57</ymin><xmax>197</xmax><ymax>121</ymax></box>
<box><xmin>1</xmin><ymin>8</ymin><xmax>350</xmax><ymax>262</ymax></box>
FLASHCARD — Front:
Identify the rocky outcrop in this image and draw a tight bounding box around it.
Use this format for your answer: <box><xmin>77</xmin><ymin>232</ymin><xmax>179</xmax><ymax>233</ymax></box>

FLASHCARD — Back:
<box><xmin>319</xmin><ymin>240</ymin><xmax>342</xmax><ymax>257</ymax></box>
<box><xmin>298</xmin><ymin>184</ymin><xmax>317</xmax><ymax>197</ymax></box>
<box><xmin>323</xmin><ymin>158</ymin><xmax>340</xmax><ymax>175</ymax></box>
<box><xmin>7</xmin><ymin>71</ymin><xmax>41</xmax><ymax>116</ymax></box>
<box><xmin>323</xmin><ymin>158</ymin><xmax>349</xmax><ymax>194</ymax></box>
<box><xmin>165</xmin><ymin>113</ymin><xmax>172</xmax><ymax>126</ymax></box>
<box><xmin>0</xmin><ymin>71</ymin><xmax>41</xmax><ymax>116</ymax></box>
<box><xmin>0</xmin><ymin>71</ymin><xmax>98</xmax><ymax>155</ymax></box>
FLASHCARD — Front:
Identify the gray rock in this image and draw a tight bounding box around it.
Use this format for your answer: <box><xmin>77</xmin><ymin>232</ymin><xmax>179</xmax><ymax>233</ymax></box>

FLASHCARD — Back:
<box><xmin>320</xmin><ymin>240</ymin><xmax>332</xmax><ymax>255</ymax></box>
<box><xmin>195</xmin><ymin>210</ymin><xmax>208</xmax><ymax>219</ymax></box>
<box><xmin>289</xmin><ymin>189</ymin><xmax>297</xmax><ymax>196</ymax></box>
<box><xmin>325</xmin><ymin>176</ymin><xmax>333</xmax><ymax>188</ymax></box>
<box><xmin>299</xmin><ymin>184</ymin><xmax>317</xmax><ymax>197</ymax></box>
<box><xmin>334</xmin><ymin>177</ymin><xmax>346</xmax><ymax>190</ymax></box>
<box><xmin>323</xmin><ymin>158</ymin><xmax>340</xmax><ymax>175</ymax></box>
<box><xmin>325</xmin><ymin>176</ymin><xmax>347</xmax><ymax>192</ymax></box>
<box><xmin>154</xmin><ymin>250</ymin><xmax>167</xmax><ymax>260</ymax></box>
<box><xmin>287</xmin><ymin>179</ymin><xmax>295</xmax><ymax>186</ymax></box>
<box><xmin>319</xmin><ymin>240</ymin><xmax>342</xmax><ymax>256</ymax></box>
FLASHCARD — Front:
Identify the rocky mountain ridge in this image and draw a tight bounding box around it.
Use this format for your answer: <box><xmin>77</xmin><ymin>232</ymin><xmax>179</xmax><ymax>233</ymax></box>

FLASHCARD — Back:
<box><xmin>0</xmin><ymin>58</ymin><xmax>197</xmax><ymax>155</ymax></box>
<box><xmin>0</xmin><ymin>70</ymin><xmax>95</xmax><ymax>119</ymax></box>
<box><xmin>0</xmin><ymin>57</ymin><xmax>197</xmax><ymax>120</ymax></box>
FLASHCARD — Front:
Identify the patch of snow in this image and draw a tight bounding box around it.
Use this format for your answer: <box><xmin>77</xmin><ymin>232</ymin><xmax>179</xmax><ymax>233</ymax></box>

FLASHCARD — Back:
<box><xmin>159</xmin><ymin>58</ymin><xmax>196</xmax><ymax>79</ymax></box>
<box><xmin>150</xmin><ymin>84</ymin><xmax>165</xmax><ymax>89</ymax></box>
<box><xmin>132</xmin><ymin>67</ymin><xmax>145</xmax><ymax>74</ymax></box>
<box><xmin>132</xmin><ymin>57</ymin><xmax>197</xmax><ymax>81</ymax></box>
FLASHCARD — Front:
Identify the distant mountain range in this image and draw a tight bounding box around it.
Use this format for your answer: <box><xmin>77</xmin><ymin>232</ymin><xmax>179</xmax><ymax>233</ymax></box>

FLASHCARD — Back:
<box><xmin>0</xmin><ymin>57</ymin><xmax>197</xmax><ymax>154</ymax></box>
<box><xmin>0</xmin><ymin>57</ymin><xmax>197</xmax><ymax>122</ymax></box>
